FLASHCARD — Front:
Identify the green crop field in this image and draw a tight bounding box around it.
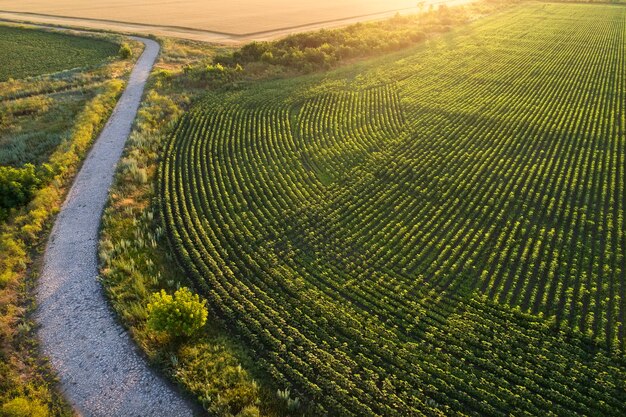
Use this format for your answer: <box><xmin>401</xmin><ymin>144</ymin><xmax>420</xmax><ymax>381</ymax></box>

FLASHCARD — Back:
<box><xmin>0</xmin><ymin>25</ymin><xmax>117</xmax><ymax>82</ymax></box>
<box><xmin>161</xmin><ymin>2</ymin><xmax>626</xmax><ymax>415</ymax></box>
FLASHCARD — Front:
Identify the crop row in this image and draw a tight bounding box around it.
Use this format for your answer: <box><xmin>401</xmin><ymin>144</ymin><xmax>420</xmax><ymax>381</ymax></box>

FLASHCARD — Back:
<box><xmin>161</xmin><ymin>3</ymin><xmax>626</xmax><ymax>416</ymax></box>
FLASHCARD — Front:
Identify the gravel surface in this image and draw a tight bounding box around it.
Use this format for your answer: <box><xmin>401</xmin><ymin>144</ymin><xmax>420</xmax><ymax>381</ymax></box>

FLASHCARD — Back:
<box><xmin>36</xmin><ymin>37</ymin><xmax>194</xmax><ymax>417</ymax></box>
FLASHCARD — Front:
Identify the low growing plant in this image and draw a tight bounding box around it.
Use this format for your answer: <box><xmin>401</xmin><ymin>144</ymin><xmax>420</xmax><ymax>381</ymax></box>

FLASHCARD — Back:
<box><xmin>119</xmin><ymin>43</ymin><xmax>133</xmax><ymax>59</ymax></box>
<box><xmin>147</xmin><ymin>287</ymin><xmax>208</xmax><ymax>339</ymax></box>
<box><xmin>1</xmin><ymin>396</ymin><xmax>48</xmax><ymax>417</ymax></box>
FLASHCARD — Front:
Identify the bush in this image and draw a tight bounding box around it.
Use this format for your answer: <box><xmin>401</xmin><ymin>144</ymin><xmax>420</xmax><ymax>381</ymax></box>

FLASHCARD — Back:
<box><xmin>175</xmin><ymin>343</ymin><xmax>260</xmax><ymax>416</ymax></box>
<box><xmin>119</xmin><ymin>43</ymin><xmax>133</xmax><ymax>59</ymax></box>
<box><xmin>0</xmin><ymin>164</ymin><xmax>53</xmax><ymax>220</ymax></box>
<box><xmin>260</xmin><ymin>51</ymin><xmax>274</xmax><ymax>63</ymax></box>
<box><xmin>237</xmin><ymin>405</ymin><xmax>260</xmax><ymax>417</ymax></box>
<box><xmin>1</xmin><ymin>396</ymin><xmax>48</xmax><ymax>417</ymax></box>
<box><xmin>147</xmin><ymin>287</ymin><xmax>208</xmax><ymax>338</ymax></box>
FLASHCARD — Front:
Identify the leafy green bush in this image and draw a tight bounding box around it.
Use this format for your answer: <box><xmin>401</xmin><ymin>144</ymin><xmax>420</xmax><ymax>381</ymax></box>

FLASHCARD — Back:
<box><xmin>1</xmin><ymin>396</ymin><xmax>48</xmax><ymax>417</ymax></box>
<box><xmin>236</xmin><ymin>405</ymin><xmax>260</xmax><ymax>417</ymax></box>
<box><xmin>0</xmin><ymin>164</ymin><xmax>53</xmax><ymax>220</ymax></box>
<box><xmin>181</xmin><ymin>63</ymin><xmax>243</xmax><ymax>86</ymax></box>
<box><xmin>119</xmin><ymin>43</ymin><xmax>133</xmax><ymax>59</ymax></box>
<box><xmin>147</xmin><ymin>287</ymin><xmax>207</xmax><ymax>338</ymax></box>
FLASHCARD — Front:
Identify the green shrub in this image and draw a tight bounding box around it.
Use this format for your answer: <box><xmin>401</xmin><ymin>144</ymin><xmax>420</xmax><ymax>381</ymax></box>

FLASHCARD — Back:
<box><xmin>260</xmin><ymin>51</ymin><xmax>274</xmax><ymax>63</ymax></box>
<box><xmin>236</xmin><ymin>405</ymin><xmax>260</xmax><ymax>417</ymax></box>
<box><xmin>0</xmin><ymin>164</ymin><xmax>53</xmax><ymax>220</ymax></box>
<box><xmin>147</xmin><ymin>287</ymin><xmax>207</xmax><ymax>338</ymax></box>
<box><xmin>1</xmin><ymin>396</ymin><xmax>48</xmax><ymax>417</ymax></box>
<box><xmin>119</xmin><ymin>43</ymin><xmax>133</xmax><ymax>59</ymax></box>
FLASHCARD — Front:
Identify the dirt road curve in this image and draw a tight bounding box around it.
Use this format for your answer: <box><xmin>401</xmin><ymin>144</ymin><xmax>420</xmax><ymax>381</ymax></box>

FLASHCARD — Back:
<box><xmin>35</xmin><ymin>37</ymin><xmax>195</xmax><ymax>417</ymax></box>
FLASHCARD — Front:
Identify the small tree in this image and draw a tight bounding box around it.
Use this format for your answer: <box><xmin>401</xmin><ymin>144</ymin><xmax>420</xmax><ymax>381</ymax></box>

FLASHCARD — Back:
<box><xmin>119</xmin><ymin>42</ymin><xmax>133</xmax><ymax>59</ymax></box>
<box><xmin>147</xmin><ymin>287</ymin><xmax>208</xmax><ymax>339</ymax></box>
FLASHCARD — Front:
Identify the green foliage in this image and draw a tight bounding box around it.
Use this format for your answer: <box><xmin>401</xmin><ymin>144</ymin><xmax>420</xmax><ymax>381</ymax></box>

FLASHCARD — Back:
<box><xmin>0</xmin><ymin>164</ymin><xmax>41</xmax><ymax>218</ymax></box>
<box><xmin>147</xmin><ymin>287</ymin><xmax>208</xmax><ymax>338</ymax></box>
<box><xmin>136</xmin><ymin>90</ymin><xmax>184</xmax><ymax>131</ymax></box>
<box><xmin>181</xmin><ymin>62</ymin><xmax>243</xmax><ymax>86</ymax></box>
<box><xmin>0</xmin><ymin>164</ymin><xmax>53</xmax><ymax>220</ymax></box>
<box><xmin>0</xmin><ymin>76</ymin><xmax>124</xmax><ymax>413</ymax></box>
<box><xmin>99</xmin><ymin>65</ymin><xmax>278</xmax><ymax>416</ymax></box>
<box><xmin>260</xmin><ymin>51</ymin><xmax>274</xmax><ymax>64</ymax></box>
<box><xmin>276</xmin><ymin>389</ymin><xmax>300</xmax><ymax>413</ymax></box>
<box><xmin>0</xmin><ymin>25</ymin><xmax>118</xmax><ymax>82</ymax></box>
<box><xmin>0</xmin><ymin>96</ymin><xmax>51</xmax><ymax>130</ymax></box>
<box><xmin>212</xmin><ymin>1</ymin><xmax>513</xmax><ymax>74</ymax></box>
<box><xmin>119</xmin><ymin>42</ymin><xmax>133</xmax><ymax>59</ymax></box>
<box><xmin>1</xmin><ymin>396</ymin><xmax>48</xmax><ymax>417</ymax></box>
<box><xmin>161</xmin><ymin>3</ymin><xmax>626</xmax><ymax>415</ymax></box>
<box><xmin>175</xmin><ymin>343</ymin><xmax>260</xmax><ymax>416</ymax></box>
<box><xmin>236</xmin><ymin>405</ymin><xmax>261</xmax><ymax>417</ymax></box>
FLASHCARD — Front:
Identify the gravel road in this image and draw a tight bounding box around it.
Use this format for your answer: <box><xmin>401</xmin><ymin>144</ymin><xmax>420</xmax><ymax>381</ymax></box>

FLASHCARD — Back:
<box><xmin>36</xmin><ymin>37</ymin><xmax>195</xmax><ymax>417</ymax></box>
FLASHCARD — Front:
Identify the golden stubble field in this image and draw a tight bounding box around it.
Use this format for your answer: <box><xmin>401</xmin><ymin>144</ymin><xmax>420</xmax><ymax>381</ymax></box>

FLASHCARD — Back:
<box><xmin>0</xmin><ymin>0</ymin><xmax>421</xmax><ymax>34</ymax></box>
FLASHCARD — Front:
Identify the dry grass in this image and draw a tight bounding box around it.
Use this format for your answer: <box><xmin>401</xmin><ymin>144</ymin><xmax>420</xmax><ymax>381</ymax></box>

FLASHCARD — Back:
<box><xmin>0</xmin><ymin>0</ymin><xmax>422</xmax><ymax>34</ymax></box>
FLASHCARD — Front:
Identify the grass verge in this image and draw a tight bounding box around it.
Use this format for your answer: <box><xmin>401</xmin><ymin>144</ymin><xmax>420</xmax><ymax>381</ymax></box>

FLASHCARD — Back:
<box><xmin>0</xmin><ymin>29</ymin><xmax>141</xmax><ymax>416</ymax></box>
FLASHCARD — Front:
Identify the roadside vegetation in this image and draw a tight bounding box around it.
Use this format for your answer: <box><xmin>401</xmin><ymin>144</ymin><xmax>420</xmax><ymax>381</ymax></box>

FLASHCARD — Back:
<box><xmin>100</xmin><ymin>38</ymin><xmax>282</xmax><ymax>417</ymax></box>
<box><xmin>0</xmin><ymin>24</ymin><xmax>140</xmax><ymax>416</ymax></box>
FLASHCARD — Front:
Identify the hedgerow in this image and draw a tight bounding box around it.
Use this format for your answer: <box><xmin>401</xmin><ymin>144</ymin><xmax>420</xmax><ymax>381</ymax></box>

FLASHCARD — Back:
<box><xmin>212</xmin><ymin>0</ymin><xmax>517</xmax><ymax>75</ymax></box>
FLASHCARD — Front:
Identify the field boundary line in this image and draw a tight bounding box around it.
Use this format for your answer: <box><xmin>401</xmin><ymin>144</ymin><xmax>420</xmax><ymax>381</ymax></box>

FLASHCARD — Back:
<box><xmin>0</xmin><ymin>0</ymin><xmax>470</xmax><ymax>43</ymax></box>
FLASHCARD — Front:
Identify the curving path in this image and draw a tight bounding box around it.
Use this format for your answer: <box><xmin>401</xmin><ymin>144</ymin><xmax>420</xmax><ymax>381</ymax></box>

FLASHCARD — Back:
<box><xmin>36</xmin><ymin>37</ymin><xmax>194</xmax><ymax>417</ymax></box>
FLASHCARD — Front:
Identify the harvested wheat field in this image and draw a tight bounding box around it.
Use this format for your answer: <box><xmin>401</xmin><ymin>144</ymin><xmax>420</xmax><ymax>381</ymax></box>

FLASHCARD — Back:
<box><xmin>0</xmin><ymin>0</ymin><xmax>424</xmax><ymax>35</ymax></box>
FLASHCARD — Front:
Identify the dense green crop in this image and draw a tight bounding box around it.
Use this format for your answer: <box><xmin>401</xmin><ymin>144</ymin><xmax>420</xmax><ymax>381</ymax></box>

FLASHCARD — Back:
<box><xmin>0</xmin><ymin>25</ymin><xmax>117</xmax><ymax>82</ymax></box>
<box><xmin>161</xmin><ymin>3</ymin><xmax>626</xmax><ymax>416</ymax></box>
